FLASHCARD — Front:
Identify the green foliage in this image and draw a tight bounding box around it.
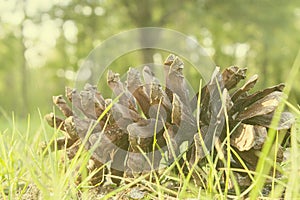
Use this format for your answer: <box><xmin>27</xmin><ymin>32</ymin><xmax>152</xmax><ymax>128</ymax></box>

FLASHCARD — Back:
<box><xmin>0</xmin><ymin>0</ymin><xmax>300</xmax><ymax>116</ymax></box>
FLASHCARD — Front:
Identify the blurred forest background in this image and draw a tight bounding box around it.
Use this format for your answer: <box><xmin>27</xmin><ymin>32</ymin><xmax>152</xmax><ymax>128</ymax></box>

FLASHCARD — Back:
<box><xmin>0</xmin><ymin>0</ymin><xmax>300</xmax><ymax>122</ymax></box>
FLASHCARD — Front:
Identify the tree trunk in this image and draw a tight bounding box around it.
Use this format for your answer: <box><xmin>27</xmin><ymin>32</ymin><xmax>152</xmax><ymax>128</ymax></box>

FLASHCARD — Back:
<box><xmin>20</xmin><ymin>1</ymin><xmax>29</xmax><ymax>116</ymax></box>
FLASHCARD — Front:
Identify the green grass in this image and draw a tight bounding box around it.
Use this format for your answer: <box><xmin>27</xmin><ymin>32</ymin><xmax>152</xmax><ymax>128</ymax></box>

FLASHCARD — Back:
<box><xmin>248</xmin><ymin>51</ymin><xmax>300</xmax><ymax>200</ymax></box>
<box><xmin>1</xmin><ymin>101</ymin><xmax>299</xmax><ymax>199</ymax></box>
<box><xmin>1</xmin><ymin>52</ymin><xmax>300</xmax><ymax>199</ymax></box>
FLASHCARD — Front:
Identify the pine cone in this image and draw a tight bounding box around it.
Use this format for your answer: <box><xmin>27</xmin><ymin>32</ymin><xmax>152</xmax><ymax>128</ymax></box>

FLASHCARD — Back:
<box><xmin>42</xmin><ymin>54</ymin><xmax>294</xmax><ymax>186</ymax></box>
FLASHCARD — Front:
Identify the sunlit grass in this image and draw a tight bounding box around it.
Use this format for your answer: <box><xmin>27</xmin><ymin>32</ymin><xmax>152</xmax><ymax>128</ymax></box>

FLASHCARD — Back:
<box><xmin>0</xmin><ymin>103</ymin><xmax>299</xmax><ymax>199</ymax></box>
<box><xmin>249</xmin><ymin>49</ymin><xmax>300</xmax><ymax>200</ymax></box>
